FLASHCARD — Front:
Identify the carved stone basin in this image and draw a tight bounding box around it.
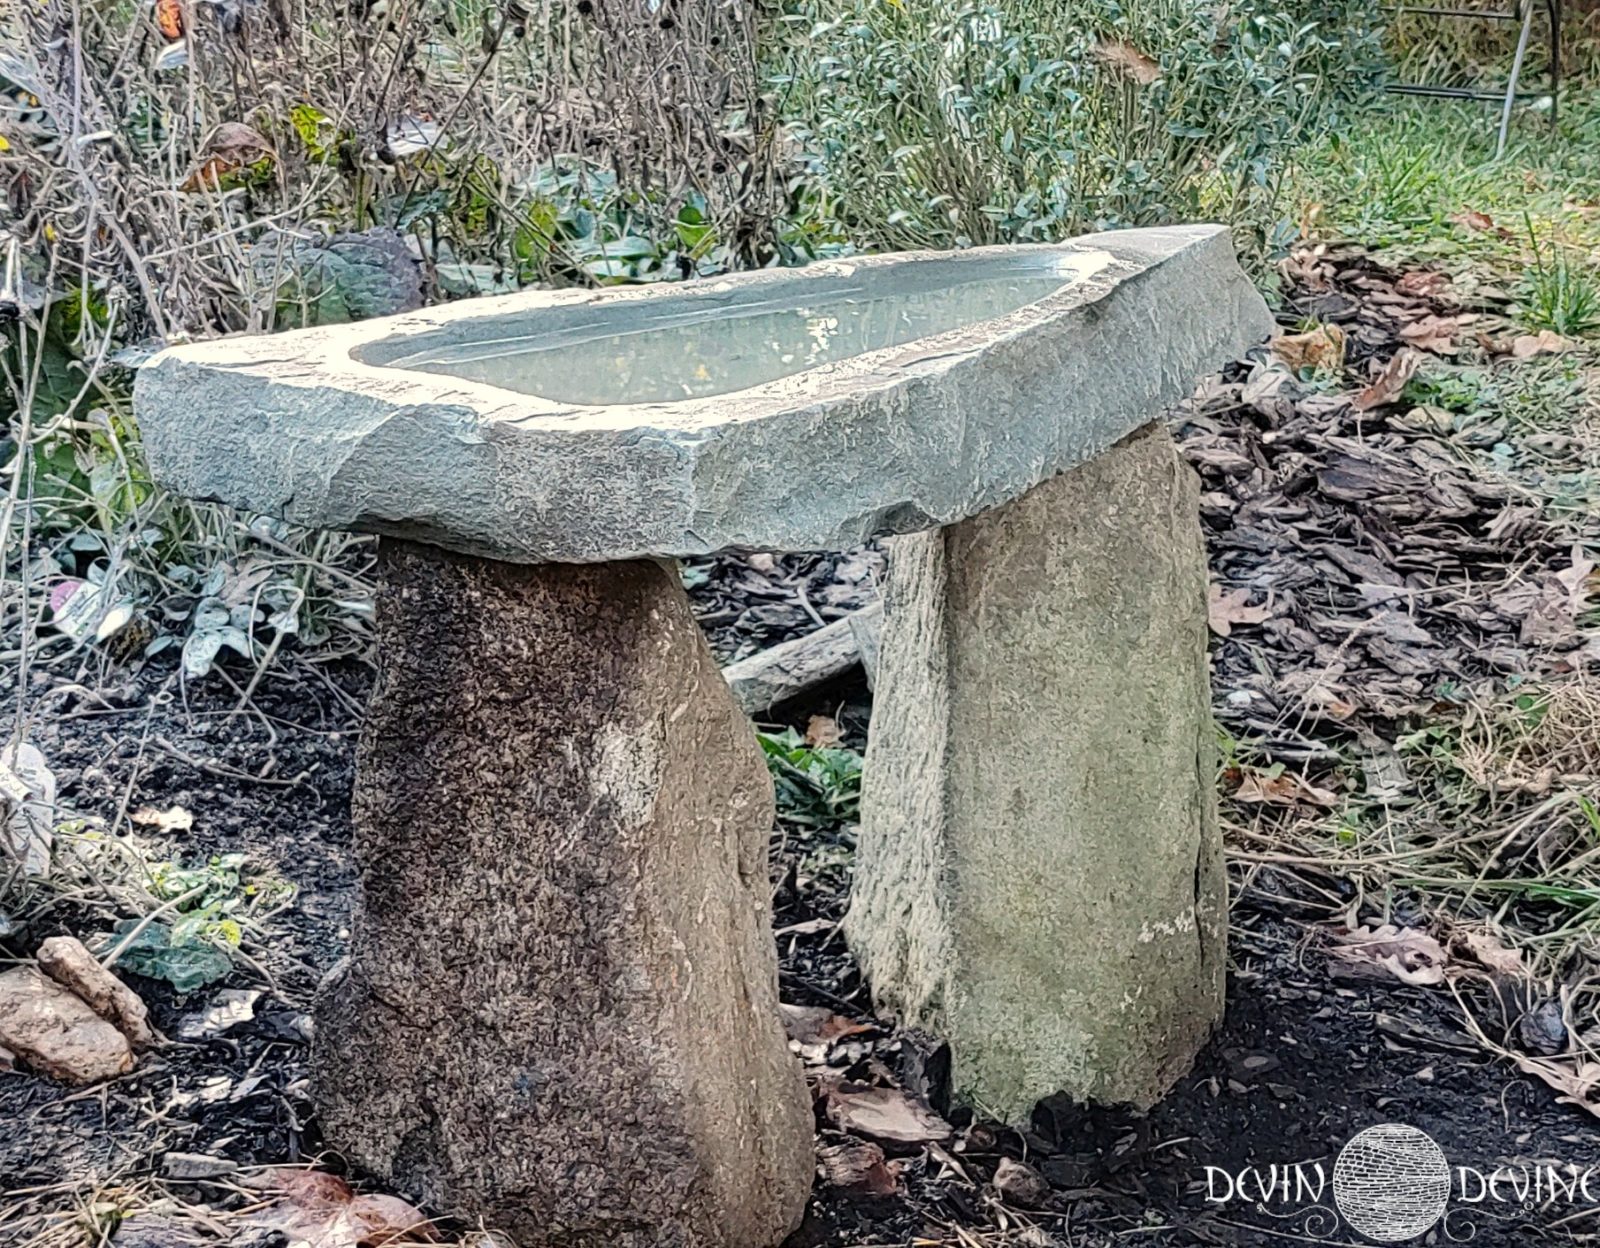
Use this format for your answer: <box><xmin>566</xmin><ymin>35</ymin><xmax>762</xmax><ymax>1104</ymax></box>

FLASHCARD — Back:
<box><xmin>356</xmin><ymin>253</ymin><xmax>1079</xmax><ymax>405</ymax></box>
<box><xmin>136</xmin><ymin>225</ymin><xmax>1266</xmax><ymax>563</ymax></box>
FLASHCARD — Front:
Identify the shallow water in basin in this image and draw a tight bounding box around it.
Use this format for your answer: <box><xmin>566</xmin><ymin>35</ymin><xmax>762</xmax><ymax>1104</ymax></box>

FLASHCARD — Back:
<box><xmin>377</xmin><ymin>271</ymin><xmax>1071</xmax><ymax>406</ymax></box>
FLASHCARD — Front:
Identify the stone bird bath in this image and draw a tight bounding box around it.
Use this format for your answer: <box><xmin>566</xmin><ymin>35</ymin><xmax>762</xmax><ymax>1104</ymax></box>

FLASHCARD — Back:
<box><xmin>134</xmin><ymin>224</ymin><xmax>1272</xmax><ymax>1247</ymax></box>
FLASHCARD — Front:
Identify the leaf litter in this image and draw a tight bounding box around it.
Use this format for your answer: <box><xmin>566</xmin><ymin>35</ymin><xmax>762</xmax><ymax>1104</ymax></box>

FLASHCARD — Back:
<box><xmin>1181</xmin><ymin>241</ymin><xmax>1598</xmax><ymax>739</ymax></box>
<box><xmin>1180</xmin><ymin>239</ymin><xmax>1600</xmax><ymax>1144</ymax></box>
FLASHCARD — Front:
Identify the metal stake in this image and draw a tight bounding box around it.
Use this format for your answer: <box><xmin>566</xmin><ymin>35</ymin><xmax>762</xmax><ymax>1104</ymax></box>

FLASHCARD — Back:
<box><xmin>1497</xmin><ymin>0</ymin><xmax>1537</xmax><ymax>158</ymax></box>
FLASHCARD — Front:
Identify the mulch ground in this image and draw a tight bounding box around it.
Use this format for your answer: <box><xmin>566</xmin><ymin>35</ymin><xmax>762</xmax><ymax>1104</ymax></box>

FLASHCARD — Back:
<box><xmin>4</xmin><ymin>245</ymin><xmax>1600</xmax><ymax>1247</ymax></box>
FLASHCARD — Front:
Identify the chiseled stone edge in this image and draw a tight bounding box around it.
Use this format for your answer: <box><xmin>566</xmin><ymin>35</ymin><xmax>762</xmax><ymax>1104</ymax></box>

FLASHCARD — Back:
<box><xmin>134</xmin><ymin>226</ymin><xmax>1270</xmax><ymax>562</ymax></box>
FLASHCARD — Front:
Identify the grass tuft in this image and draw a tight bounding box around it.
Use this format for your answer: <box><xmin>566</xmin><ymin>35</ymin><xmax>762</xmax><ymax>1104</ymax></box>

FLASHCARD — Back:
<box><xmin>1517</xmin><ymin>215</ymin><xmax>1600</xmax><ymax>337</ymax></box>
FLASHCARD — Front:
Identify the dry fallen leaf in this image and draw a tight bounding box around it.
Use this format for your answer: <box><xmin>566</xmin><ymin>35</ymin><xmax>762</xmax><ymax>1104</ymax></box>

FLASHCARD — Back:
<box><xmin>1231</xmin><ymin>767</ymin><xmax>1339</xmax><ymax>809</ymax></box>
<box><xmin>819</xmin><ymin>1140</ymin><xmax>901</xmax><ymax>1196</ymax></box>
<box><xmin>1512</xmin><ymin>329</ymin><xmax>1572</xmax><ymax>359</ymax></box>
<box><xmin>1330</xmin><ymin>924</ymin><xmax>1448</xmax><ymax>987</ymax></box>
<box><xmin>804</xmin><ymin>715</ymin><xmax>843</xmax><ymax>749</ymax></box>
<box><xmin>1454</xmin><ymin>927</ymin><xmax>1527</xmax><ymax>978</ymax></box>
<box><xmin>155</xmin><ymin>0</ymin><xmax>184</xmax><ymax>41</ymax></box>
<box><xmin>346</xmin><ymin>1194</ymin><xmax>436</xmax><ymax>1246</ymax></box>
<box><xmin>1301</xmin><ymin>684</ymin><xmax>1357</xmax><ymax>722</ymax></box>
<box><xmin>1556</xmin><ymin>544</ymin><xmax>1597</xmax><ymax>612</ymax></box>
<box><xmin>131</xmin><ymin>804</ymin><xmax>193</xmax><ymax>833</ymax></box>
<box><xmin>1451</xmin><ymin>208</ymin><xmax>1512</xmax><ymax>238</ymax></box>
<box><xmin>1508</xmin><ymin>1052</ymin><xmax>1600</xmax><ymax>1117</ymax></box>
<box><xmin>181</xmin><ymin>123</ymin><xmax>276</xmax><ymax>192</ymax></box>
<box><xmin>1519</xmin><ymin>589</ymin><xmax>1580</xmax><ymax>647</ymax></box>
<box><xmin>1511</xmin><ymin>546</ymin><xmax>1595</xmax><ymax>647</ymax></box>
<box><xmin>1208</xmin><ymin>584</ymin><xmax>1272</xmax><ymax>637</ymax></box>
<box><xmin>1095</xmin><ymin>39</ymin><xmax>1160</xmax><ymax>85</ymax></box>
<box><xmin>242</xmin><ymin>1167</ymin><xmax>352</xmax><ymax>1213</ymax></box>
<box><xmin>241</xmin><ymin>1168</ymin><xmax>434</xmax><ymax>1247</ymax></box>
<box><xmin>1352</xmin><ymin>349</ymin><xmax>1421</xmax><ymax>411</ymax></box>
<box><xmin>274</xmin><ymin>1168</ymin><xmax>353</xmax><ymax>1205</ymax></box>
<box><xmin>825</xmin><ymin>1082</ymin><xmax>952</xmax><ymax>1144</ymax></box>
<box><xmin>1271</xmin><ymin>324</ymin><xmax>1346</xmax><ymax>374</ymax></box>
<box><xmin>1398</xmin><ymin>314</ymin><xmax>1460</xmax><ymax>354</ymax></box>
<box><xmin>1395</xmin><ymin>269</ymin><xmax>1451</xmax><ymax>299</ymax></box>
<box><xmin>780</xmin><ymin>1003</ymin><xmax>873</xmax><ymax>1046</ymax></box>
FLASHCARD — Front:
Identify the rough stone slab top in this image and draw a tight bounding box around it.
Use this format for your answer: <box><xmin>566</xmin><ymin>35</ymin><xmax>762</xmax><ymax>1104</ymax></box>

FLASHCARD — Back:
<box><xmin>134</xmin><ymin>225</ymin><xmax>1271</xmax><ymax>563</ymax></box>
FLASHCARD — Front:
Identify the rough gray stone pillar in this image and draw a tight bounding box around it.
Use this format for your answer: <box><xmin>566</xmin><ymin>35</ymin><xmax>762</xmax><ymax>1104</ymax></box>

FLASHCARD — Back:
<box><xmin>314</xmin><ymin>541</ymin><xmax>813</xmax><ymax>1248</ymax></box>
<box><xmin>846</xmin><ymin>422</ymin><xmax>1224</xmax><ymax>1122</ymax></box>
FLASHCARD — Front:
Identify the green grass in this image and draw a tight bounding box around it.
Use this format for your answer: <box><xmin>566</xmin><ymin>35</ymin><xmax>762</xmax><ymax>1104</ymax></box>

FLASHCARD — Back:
<box><xmin>1518</xmin><ymin>215</ymin><xmax>1600</xmax><ymax>336</ymax></box>
<box><xmin>1296</xmin><ymin>94</ymin><xmax>1600</xmax><ymax>291</ymax></box>
<box><xmin>1402</xmin><ymin>355</ymin><xmax>1591</xmax><ymax>436</ymax></box>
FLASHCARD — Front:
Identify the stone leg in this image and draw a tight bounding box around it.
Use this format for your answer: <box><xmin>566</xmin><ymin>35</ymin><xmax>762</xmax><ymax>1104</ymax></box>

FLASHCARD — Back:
<box><xmin>314</xmin><ymin>541</ymin><xmax>813</xmax><ymax>1248</ymax></box>
<box><xmin>846</xmin><ymin>422</ymin><xmax>1224</xmax><ymax>1122</ymax></box>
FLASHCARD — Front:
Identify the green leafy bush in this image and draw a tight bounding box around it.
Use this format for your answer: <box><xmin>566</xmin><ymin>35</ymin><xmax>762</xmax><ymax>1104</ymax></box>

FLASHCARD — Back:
<box><xmin>770</xmin><ymin>0</ymin><xmax>1385</xmax><ymax>262</ymax></box>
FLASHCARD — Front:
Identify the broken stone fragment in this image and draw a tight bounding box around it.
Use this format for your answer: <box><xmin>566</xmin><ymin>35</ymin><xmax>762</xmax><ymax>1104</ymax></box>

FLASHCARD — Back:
<box><xmin>162</xmin><ymin>1151</ymin><xmax>239</xmax><ymax>1180</ymax></box>
<box><xmin>111</xmin><ymin>1215</ymin><xmax>212</xmax><ymax>1248</ymax></box>
<box><xmin>36</xmin><ymin>935</ymin><xmax>159</xmax><ymax>1048</ymax></box>
<box><xmin>0</xmin><ymin>966</ymin><xmax>135</xmax><ymax>1084</ymax></box>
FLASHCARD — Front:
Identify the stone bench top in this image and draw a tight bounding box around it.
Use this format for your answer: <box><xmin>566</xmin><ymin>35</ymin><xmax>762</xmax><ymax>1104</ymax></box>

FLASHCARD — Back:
<box><xmin>135</xmin><ymin>224</ymin><xmax>1271</xmax><ymax>563</ymax></box>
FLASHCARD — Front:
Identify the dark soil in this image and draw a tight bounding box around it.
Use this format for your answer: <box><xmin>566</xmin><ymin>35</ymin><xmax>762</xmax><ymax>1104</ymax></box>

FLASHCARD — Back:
<box><xmin>1</xmin><ymin>660</ymin><xmax>360</xmax><ymax>1205</ymax></box>
<box><xmin>5</xmin><ymin>600</ymin><xmax>1599</xmax><ymax>1246</ymax></box>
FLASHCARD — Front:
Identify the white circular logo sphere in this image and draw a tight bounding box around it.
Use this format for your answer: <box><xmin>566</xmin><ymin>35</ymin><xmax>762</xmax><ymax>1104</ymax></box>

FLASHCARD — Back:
<box><xmin>1333</xmin><ymin>1124</ymin><xmax>1451</xmax><ymax>1242</ymax></box>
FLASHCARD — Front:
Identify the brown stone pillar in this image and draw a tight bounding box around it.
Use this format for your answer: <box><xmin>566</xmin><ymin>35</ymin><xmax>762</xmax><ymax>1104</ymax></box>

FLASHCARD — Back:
<box><xmin>314</xmin><ymin>541</ymin><xmax>812</xmax><ymax>1248</ymax></box>
<box><xmin>846</xmin><ymin>423</ymin><xmax>1225</xmax><ymax>1121</ymax></box>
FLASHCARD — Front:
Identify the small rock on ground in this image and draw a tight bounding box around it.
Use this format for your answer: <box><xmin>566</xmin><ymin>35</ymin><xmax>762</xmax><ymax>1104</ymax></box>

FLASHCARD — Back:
<box><xmin>993</xmin><ymin>1156</ymin><xmax>1051</xmax><ymax>1207</ymax></box>
<box><xmin>36</xmin><ymin>935</ymin><xmax>158</xmax><ymax>1048</ymax></box>
<box><xmin>161</xmin><ymin>1151</ymin><xmax>240</xmax><ymax>1179</ymax></box>
<box><xmin>0</xmin><ymin>966</ymin><xmax>134</xmax><ymax>1085</ymax></box>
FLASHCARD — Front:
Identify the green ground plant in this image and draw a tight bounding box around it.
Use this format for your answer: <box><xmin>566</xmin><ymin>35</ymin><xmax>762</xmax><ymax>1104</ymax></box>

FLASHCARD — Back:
<box><xmin>759</xmin><ymin>727</ymin><xmax>864</xmax><ymax>830</ymax></box>
<box><xmin>1297</xmin><ymin>92</ymin><xmax>1600</xmax><ymax>264</ymax></box>
<box><xmin>1519</xmin><ymin>215</ymin><xmax>1600</xmax><ymax>337</ymax></box>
